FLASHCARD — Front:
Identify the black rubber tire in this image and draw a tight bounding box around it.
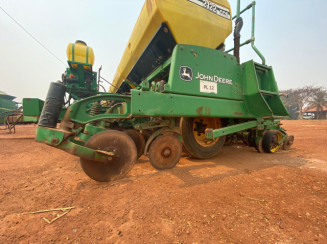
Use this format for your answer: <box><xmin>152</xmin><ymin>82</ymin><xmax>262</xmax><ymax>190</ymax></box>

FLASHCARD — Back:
<box><xmin>148</xmin><ymin>134</ymin><xmax>182</xmax><ymax>170</ymax></box>
<box><xmin>282</xmin><ymin>135</ymin><xmax>294</xmax><ymax>150</ymax></box>
<box><xmin>80</xmin><ymin>130</ymin><xmax>137</xmax><ymax>182</ymax></box>
<box><xmin>182</xmin><ymin>144</ymin><xmax>191</xmax><ymax>157</ymax></box>
<box><xmin>180</xmin><ymin>117</ymin><xmax>226</xmax><ymax>159</ymax></box>
<box><xmin>254</xmin><ymin>136</ymin><xmax>264</xmax><ymax>153</ymax></box>
<box><xmin>262</xmin><ymin>130</ymin><xmax>283</xmax><ymax>153</ymax></box>
<box><xmin>124</xmin><ymin>129</ymin><xmax>145</xmax><ymax>159</ymax></box>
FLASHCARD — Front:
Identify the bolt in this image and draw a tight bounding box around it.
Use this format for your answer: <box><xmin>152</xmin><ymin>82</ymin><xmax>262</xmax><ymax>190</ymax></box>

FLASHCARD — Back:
<box><xmin>51</xmin><ymin>138</ymin><xmax>59</xmax><ymax>145</ymax></box>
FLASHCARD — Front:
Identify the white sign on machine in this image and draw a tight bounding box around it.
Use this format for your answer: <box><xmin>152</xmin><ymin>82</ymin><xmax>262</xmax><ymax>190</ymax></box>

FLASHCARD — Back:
<box><xmin>179</xmin><ymin>66</ymin><xmax>233</xmax><ymax>94</ymax></box>
<box><xmin>187</xmin><ymin>0</ymin><xmax>231</xmax><ymax>20</ymax></box>
<box><xmin>196</xmin><ymin>71</ymin><xmax>233</xmax><ymax>94</ymax></box>
<box><xmin>200</xmin><ymin>80</ymin><xmax>217</xmax><ymax>94</ymax></box>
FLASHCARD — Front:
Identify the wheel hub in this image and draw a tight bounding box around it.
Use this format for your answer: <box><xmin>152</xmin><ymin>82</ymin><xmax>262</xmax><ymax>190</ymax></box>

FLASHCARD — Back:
<box><xmin>162</xmin><ymin>147</ymin><xmax>172</xmax><ymax>157</ymax></box>
<box><xmin>192</xmin><ymin>117</ymin><xmax>222</xmax><ymax>147</ymax></box>
<box><xmin>148</xmin><ymin>134</ymin><xmax>182</xmax><ymax>170</ymax></box>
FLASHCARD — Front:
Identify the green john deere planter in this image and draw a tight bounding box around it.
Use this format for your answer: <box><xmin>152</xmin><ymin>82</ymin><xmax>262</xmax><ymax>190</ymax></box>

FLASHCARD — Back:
<box><xmin>36</xmin><ymin>0</ymin><xmax>294</xmax><ymax>182</ymax></box>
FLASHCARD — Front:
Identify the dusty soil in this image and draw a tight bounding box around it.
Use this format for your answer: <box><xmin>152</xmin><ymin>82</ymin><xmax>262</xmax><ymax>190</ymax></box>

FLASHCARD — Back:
<box><xmin>0</xmin><ymin>120</ymin><xmax>326</xmax><ymax>243</ymax></box>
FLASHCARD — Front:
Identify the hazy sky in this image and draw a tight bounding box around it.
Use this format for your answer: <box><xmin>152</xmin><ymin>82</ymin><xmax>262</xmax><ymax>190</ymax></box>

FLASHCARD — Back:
<box><xmin>1</xmin><ymin>0</ymin><xmax>326</xmax><ymax>103</ymax></box>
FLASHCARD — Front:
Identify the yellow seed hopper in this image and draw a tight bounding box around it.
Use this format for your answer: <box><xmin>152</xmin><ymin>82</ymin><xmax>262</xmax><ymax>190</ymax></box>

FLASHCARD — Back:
<box><xmin>67</xmin><ymin>40</ymin><xmax>95</xmax><ymax>70</ymax></box>
<box><xmin>109</xmin><ymin>0</ymin><xmax>233</xmax><ymax>93</ymax></box>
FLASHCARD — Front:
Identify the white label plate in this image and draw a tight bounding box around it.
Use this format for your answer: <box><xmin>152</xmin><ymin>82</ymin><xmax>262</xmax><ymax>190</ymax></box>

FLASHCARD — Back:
<box><xmin>200</xmin><ymin>80</ymin><xmax>217</xmax><ymax>94</ymax></box>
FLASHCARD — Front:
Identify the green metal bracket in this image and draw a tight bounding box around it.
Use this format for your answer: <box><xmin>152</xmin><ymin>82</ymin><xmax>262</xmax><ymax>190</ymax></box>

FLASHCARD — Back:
<box><xmin>57</xmin><ymin>138</ymin><xmax>112</xmax><ymax>163</ymax></box>
<box><xmin>36</xmin><ymin>126</ymin><xmax>112</xmax><ymax>163</ymax></box>
<box><xmin>84</xmin><ymin>123</ymin><xmax>106</xmax><ymax>135</ymax></box>
<box><xmin>65</xmin><ymin>94</ymin><xmax>132</xmax><ymax>125</ymax></box>
<box><xmin>206</xmin><ymin>120</ymin><xmax>258</xmax><ymax>139</ymax></box>
<box><xmin>77</xmin><ymin>123</ymin><xmax>107</xmax><ymax>141</ymax></box>
<box><xmin>36</xmin><ymin>126</ymin><xmax>68</xmax><ymax>146</ymax></box>
<box><xmin>134</xmin><ymin>118</ymin><xmax>174</xmax><ymax>130</ymax></box>
<box><xmin>78</xmin><ymin>132</ymin><xmax>91</xmax><ymax>141</ymax></box>
<box><xmin>22</xmin><ymin>116</ymin><xmax>39</xmax><ymax>123</ymax></box>
<box><xmin>140</xmin><ymin>57</ymin><xmax>172</xmax><ymax>91</ymax></box>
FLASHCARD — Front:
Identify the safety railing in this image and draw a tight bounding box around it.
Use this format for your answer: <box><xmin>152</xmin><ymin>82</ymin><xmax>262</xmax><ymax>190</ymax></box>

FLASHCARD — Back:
<box><xmin>226</xmin><ymin>1</ymin><xmax>266</xmax><ymax>65</ymax></box>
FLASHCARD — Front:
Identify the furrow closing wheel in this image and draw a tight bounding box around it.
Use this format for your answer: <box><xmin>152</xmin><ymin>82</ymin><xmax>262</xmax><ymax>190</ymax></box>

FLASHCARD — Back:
<box><xmin>255</xmin><ymin>131</ymin><xmax>265</xmax><ymax>153</ymax></box>
<box><xmin>282</xmin><ymin>135</ymin><xmax>294</xmax><ymax>150</ymax></box>
<box><xmin>148</xmin><ymin>134</ymin><xmax>182</xmax><ymax>170</ymax></box>
<box><xmin>180</xmin><ymin>117</ymin><xmax>226</xmax><ymax>159</ymax></box>
<box><xmin>80</xmin><ymin>130</ymin><xmax>137</xmax><ymax>182</ymax></box>
<box><xmin>262</xmin><ymin>130</ymin><xmax>283</xmax><ymax>153</ymax></box>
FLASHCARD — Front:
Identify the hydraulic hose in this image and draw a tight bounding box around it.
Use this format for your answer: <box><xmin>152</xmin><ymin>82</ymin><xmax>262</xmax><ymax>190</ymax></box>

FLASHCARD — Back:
<box><xmin>233</xmin><ymin>17</ymin><xmax>243</xmax><ymax>64</ymax></box>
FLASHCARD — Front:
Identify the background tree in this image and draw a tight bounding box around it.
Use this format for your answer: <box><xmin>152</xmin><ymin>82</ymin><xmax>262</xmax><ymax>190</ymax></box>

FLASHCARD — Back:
<box><xmin>281</xmin><ymin>86</ymin><xmax>322</xmax><ymax>120</ymax></box>
<box><xmin>281</xmin><ymin>89</ymin><xmax>299</xmax><ymax>120</ymax></box>
<box><xmin>309</xmin><ymin>87</ymin><xmax>327</xmax><ymax>119</ymax></box>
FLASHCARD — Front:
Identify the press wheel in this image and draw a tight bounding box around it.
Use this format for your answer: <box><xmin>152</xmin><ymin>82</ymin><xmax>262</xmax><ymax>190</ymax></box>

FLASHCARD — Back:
<box><xmin>180</xmin><ymin>117</ymin><xmax>226</xmax><ymax>159</ymax></box>
<box><xmin>282</xmin><ymin>135</ymin><xmax>294</xmax><ymax>150</ymax></box>
<box><xmin>80</xmin><ymin>130</ymin><xmax>137</xmax><ymax>182</ymax></box>
<box><xmin>262</xmin><ymin>130</ymin><xmax>283</xmax><ymax>153</ymax></box>
<box><xmin>254</xmin><ymin>136</ymin><xmax>264</xmax><ymax>153</ymax></box>
<box><xmin>148</xmin><ymin>134</ymin><xmax>182</xmax><ymax>170</ymax></box>
<box><xmin>124</xmin><ymin>129</ymin><xmax>145</xmax><ymax>159</ymax></box>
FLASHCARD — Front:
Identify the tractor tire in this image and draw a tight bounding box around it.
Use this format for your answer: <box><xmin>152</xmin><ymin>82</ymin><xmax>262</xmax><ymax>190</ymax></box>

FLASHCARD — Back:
<box><xmin>180</xmin><ymin>117</ymin><xmax>226</xmax><ymax>159</ymax></box>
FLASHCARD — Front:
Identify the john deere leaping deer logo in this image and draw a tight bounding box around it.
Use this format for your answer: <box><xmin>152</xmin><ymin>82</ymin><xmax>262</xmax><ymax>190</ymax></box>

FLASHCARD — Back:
<box><xmin>179</xmin><ymin>66</ymin><xmax>193</xmax><ymax>81</ymax></box>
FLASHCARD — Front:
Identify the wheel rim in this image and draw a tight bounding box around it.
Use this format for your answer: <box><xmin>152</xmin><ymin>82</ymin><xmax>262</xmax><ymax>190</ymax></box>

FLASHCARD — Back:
<box><xmin>180</xmin><ymin>117</ymin><xmax>226</xmax><ymax>159</ymax></box>
<box><xmin>148</xmin><ymin>134</ymin><xmax>182</xmax><ymax>170</ymax></box>
<box><xmin>270</xmin><ymin>132</ymin><xmax>283</xmax><ymax>152</ymax></box>
<box><xmin>192</xmin><ymin>117</ymin><xmax>222</xmax><ymax>147</ymax></box>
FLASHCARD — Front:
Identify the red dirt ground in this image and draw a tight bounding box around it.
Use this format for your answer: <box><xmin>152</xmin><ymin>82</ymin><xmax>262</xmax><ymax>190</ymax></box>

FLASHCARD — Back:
<box><xmin>0</xmin><ymin>120</ymin><xmax>326</xmax><ymax>243</ymax></box>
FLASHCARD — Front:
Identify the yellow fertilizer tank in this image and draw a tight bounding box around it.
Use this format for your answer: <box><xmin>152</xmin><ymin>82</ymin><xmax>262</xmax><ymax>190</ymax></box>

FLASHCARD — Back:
<box><xmin>110</xmin><ymin>0</ymin><xmax>233</xmax><ymax>93</ymax></box>
<box><xmin>67</xmin><ymin>40</ymin><xmax>95</xmax><ymax>69</ymax></box>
